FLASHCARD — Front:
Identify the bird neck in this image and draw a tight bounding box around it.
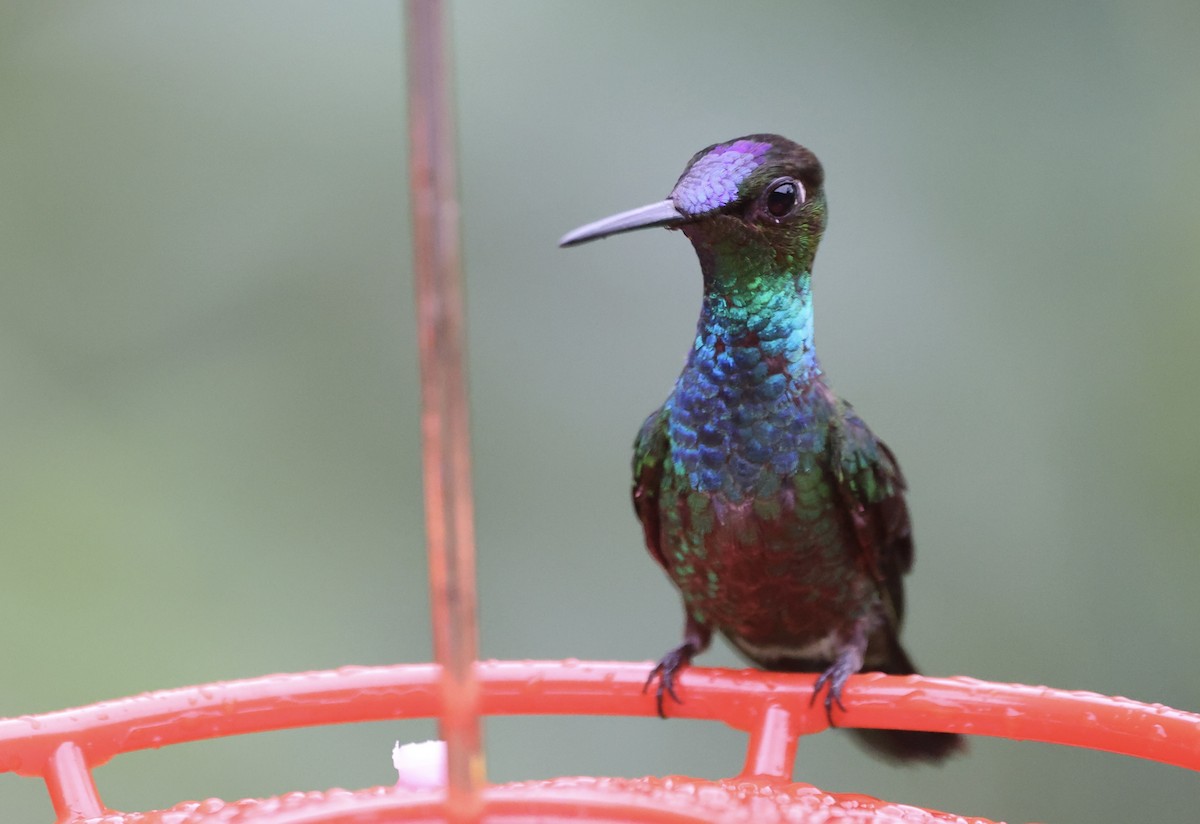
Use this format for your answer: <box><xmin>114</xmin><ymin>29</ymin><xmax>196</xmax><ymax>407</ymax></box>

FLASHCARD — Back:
<box><xmin>689</xmin><ymin>255</ymin><xmax>821</xmax><ymax>384</ymax></box>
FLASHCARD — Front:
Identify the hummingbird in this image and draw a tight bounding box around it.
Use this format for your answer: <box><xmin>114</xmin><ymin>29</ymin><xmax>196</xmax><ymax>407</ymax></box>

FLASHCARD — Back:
<box><xmin>560</xmin><ymin>134</ymin><xmax>963</xmax><ymax>763</ymax></box>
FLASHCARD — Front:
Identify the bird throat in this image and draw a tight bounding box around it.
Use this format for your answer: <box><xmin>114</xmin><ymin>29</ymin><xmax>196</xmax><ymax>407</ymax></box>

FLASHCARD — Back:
<box><xmin>691</xmin><ymin>264</ymin><xmax>821</xmax><ymax>386</ymax></box>
<box><xmin>667</xmin><ymin>246</ymin><xmax>827</xmax><ymax>501</ymax></box>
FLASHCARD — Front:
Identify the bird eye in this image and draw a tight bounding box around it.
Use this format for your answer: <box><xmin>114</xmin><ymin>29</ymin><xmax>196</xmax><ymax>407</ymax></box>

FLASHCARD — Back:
<box><xmin>764</xmin><ymin>177</ymin><xmax>804</xmax><ymax>220</ymax></box>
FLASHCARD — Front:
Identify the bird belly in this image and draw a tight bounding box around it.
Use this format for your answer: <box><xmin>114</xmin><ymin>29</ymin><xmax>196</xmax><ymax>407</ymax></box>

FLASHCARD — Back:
<box><xmin>729</xmin><ymin>629</ymin><xmax>845</xmax><ymax>665</ymax></box>
<box><xmin>660</xmin><ymin>469</ymin><xmax>877</xmax><ymax>656</ymax></box>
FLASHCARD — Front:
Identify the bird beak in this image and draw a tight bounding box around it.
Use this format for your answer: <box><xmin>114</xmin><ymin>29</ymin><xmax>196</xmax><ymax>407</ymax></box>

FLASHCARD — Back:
<box><xmin>559</xmin><ymin>199</ymin><xmax>686</xmax><ymax>248</ymax></box>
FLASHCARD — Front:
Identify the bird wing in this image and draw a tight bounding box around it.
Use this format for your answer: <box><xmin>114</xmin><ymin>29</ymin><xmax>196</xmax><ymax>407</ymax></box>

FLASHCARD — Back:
<box><xmin>632</xmin><ymin>406</ymin><xmax>671</xmax><ymax>572</ymax></box>
<box><xmin>828</xmin><ymin>401</ymin><xmax>914</xmax><ymax>627</ymax></box>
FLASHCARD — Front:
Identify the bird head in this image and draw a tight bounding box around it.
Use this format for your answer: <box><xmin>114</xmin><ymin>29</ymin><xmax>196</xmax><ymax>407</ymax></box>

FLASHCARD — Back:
<box><xmin>560</xmin><ymin>134</ymin><xmax>826</xmax><ymax>275</ymax></box>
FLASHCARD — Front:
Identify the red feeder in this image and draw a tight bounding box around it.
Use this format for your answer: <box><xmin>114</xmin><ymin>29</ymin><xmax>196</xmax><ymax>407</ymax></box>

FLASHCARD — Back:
<box><xmin>1</xmin><ymin>661</ymin><xmax>1199</xmax><ymax>822</ymax></box>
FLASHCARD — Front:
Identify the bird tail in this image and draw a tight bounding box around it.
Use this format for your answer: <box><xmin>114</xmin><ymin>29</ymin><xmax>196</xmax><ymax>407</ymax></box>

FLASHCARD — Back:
<box><xmin>850</xmin><ymin>640</ymin><xmax>965</xmax><ymax>764</ymax></box>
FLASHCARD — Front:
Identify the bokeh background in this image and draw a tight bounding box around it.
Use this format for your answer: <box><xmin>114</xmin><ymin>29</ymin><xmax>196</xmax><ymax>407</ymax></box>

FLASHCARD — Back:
<box><xmin>2</xmin><ymin>2</ymin><xmax>1198</xmax><ymax>821</ymax></box>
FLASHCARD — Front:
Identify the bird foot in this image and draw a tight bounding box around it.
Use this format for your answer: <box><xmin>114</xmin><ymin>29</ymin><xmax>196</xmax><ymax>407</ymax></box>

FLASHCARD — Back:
<box><xmin>810</xmin><ymin>656</ymin><xmax>857</xmax><ymax>724</ymax></box>
<box><xmin>644</xmin><ymin>642</ymin><xmax>697</xmax><ymax>718</ymax></box>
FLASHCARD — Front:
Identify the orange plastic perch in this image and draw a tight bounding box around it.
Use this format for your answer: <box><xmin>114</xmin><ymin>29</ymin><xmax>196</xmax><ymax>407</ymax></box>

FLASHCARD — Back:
<box><xmin>2</xmin><ymin>660</ymin><xmax>1198</xmax><ymax>822</ymax></box>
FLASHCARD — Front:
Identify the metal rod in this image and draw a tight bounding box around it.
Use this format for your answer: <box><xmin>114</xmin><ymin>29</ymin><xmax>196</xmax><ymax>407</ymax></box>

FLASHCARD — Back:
<box><xmin>405</xmin><ymin>0</ymin><xmax>484</xmax><ymax>820</ymax></box>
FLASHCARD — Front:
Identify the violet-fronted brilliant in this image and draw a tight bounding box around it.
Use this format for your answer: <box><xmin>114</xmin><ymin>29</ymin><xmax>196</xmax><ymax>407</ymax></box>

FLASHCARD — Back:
<box><xmin>561</xmin><ymin>134</ymin><xmax>963</xmax><ymax>763</ymax></box>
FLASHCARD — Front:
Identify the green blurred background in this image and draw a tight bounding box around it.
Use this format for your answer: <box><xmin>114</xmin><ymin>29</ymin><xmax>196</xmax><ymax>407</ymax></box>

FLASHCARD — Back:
<box><xmin>2</xmin><ymin>2</ymin><xmax>1198</xmax><ymax>821</ymax></box>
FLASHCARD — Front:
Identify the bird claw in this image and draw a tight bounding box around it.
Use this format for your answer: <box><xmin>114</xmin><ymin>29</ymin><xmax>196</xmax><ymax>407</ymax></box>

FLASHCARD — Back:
<box><xmin>645</xmin><ymin>643</ymin><xmax>694</xmax><ymax>718</ymax></box>
<box><xmin>810</xmin><ymin>664</ymin><xmax>850</xmax><ymax>723</ymax></box>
